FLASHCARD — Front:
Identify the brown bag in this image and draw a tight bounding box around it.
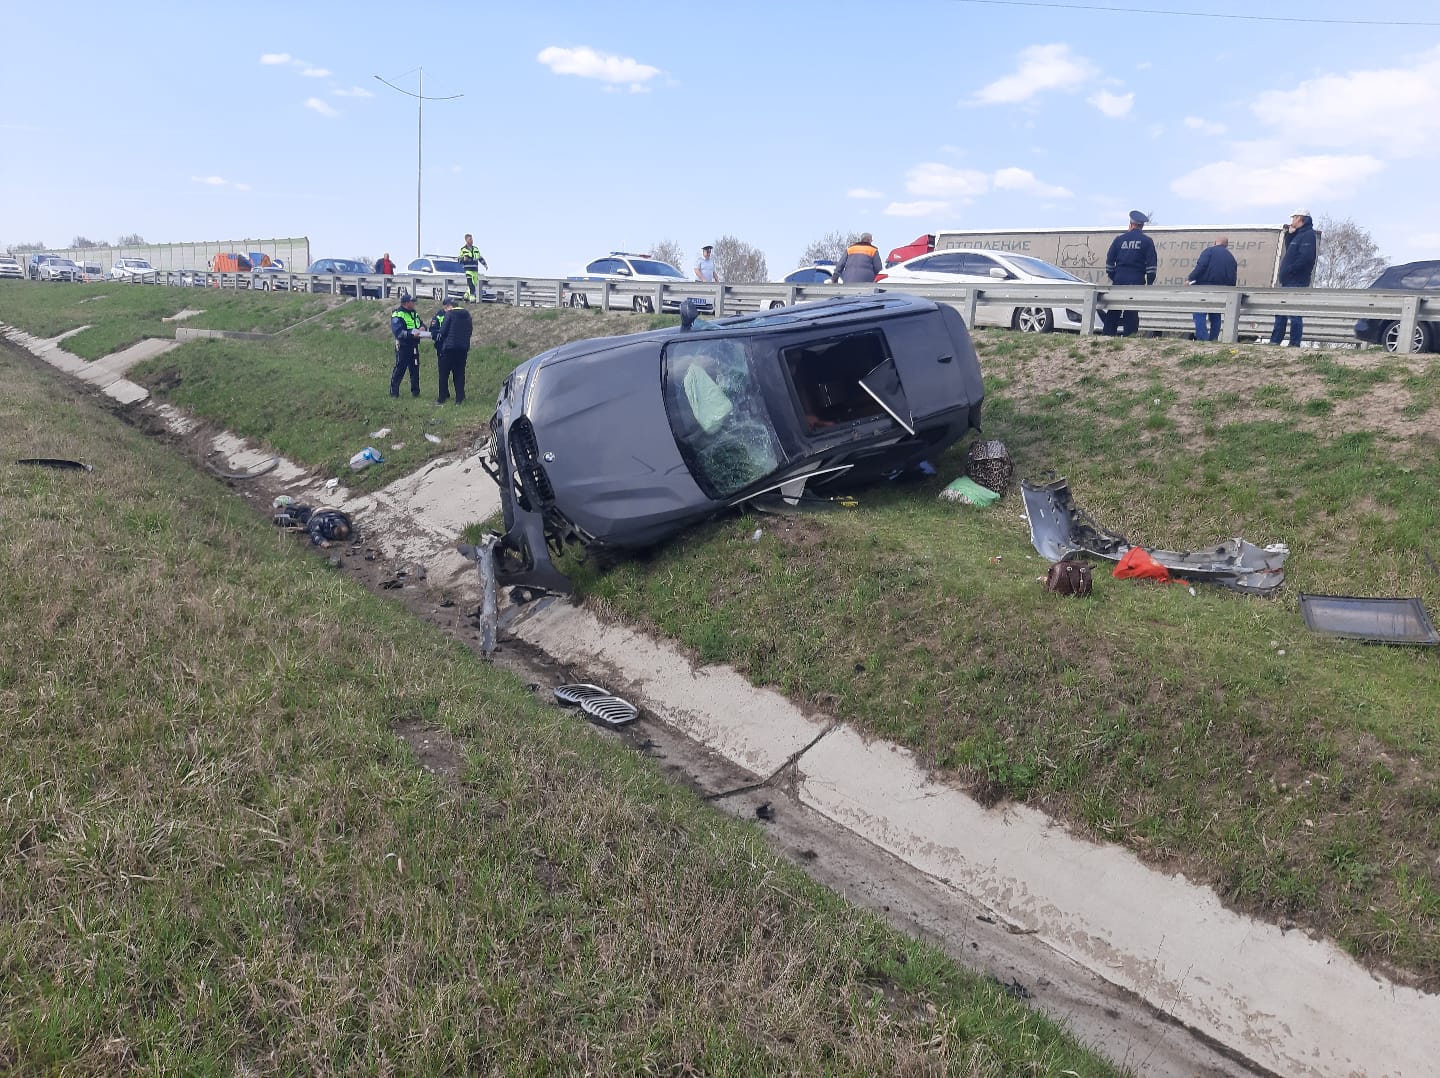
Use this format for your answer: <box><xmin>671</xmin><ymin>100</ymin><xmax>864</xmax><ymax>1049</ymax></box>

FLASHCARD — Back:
<box><xmin>1044</xmin><ymin>559</ymin><xmax>1093</xmax><ymax>596</ymax></box>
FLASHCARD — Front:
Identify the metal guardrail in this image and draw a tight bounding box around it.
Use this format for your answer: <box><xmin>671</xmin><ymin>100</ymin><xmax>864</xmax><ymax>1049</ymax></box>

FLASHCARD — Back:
<box><xmin>111</xmin><ymin>271</ymin><xmax>1440</xmax><ymax>351</ymax></box>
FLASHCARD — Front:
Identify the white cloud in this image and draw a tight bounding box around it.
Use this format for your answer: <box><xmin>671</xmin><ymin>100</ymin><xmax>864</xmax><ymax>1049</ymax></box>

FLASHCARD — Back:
<box><xmin>885</xmin><ymin>201</ymin><xmax>951</xmax><ymax>218</ymax></box>
<box><xmin>1170</xmin><ymin>154</ymin><xmax>1385</xmax><ymax>211</ymax></box>
<box><xmin>1250</xmin><ymin>45</ymin><xmax>1440</xmax><ymax>155</ymax></box>
<box><xmin>1184</xmin><ymin>116</ymin><xmax>1226</xmax><ymax>136</ymax></box>
<box><xmin>333</xmin><ymin>86</ymin><xmax>374</xmax><ymax>98</ymax></box>
<box><xmin>301</xmin><ymin>66</ymin><xmax>331</xmax><ymax>78</ymax></box>
<box><xmin>993</xmin><ymin>167</ymin><xmax>1072</xmax><ymax>199</ymax></box>
<box><xmin>537</xmin><ymin>45</ymin><xmax>660</xmax><ymax>91</ymax></box>
<box><xmin>1088</xmin><ymin>90</ymin><xmax>1133</xmax><ymax>118</ymax></box>
<box><xmin>847</xmin><ymin>188</ymin><xmax>884</xmax><ymax>199</ymax></box>
<box><xmin>972</xmin><ymin>43</ymin><xmax>1098</xmax><ymax>105</ymax></box>
<box><xmin>305</xmin><ymin>97</ymin><xmax>339</xmax><ymax>117</ymax></box>
<box><xmin>905</xmin><ymin>162</ymin><xmax>989</xmax><ymax>199</ymax></box>
<box><xmin>259</xmin><ymin>53</ymin><xmax>292</xmax><ymax>65</ymax></box>
<box><xmin>193</xmin><ymin>175</ymin><xmax>227</xmax><ymax>186</ymax></box>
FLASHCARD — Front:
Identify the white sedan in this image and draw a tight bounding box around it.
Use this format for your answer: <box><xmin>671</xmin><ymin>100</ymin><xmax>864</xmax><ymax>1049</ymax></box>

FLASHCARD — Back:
<box><xmin>109</xmin><ymin>257</ymin><xmax>155</xmax><ymax>278</ymax></box>
<box><xmin>403</xmin><ymin>256</ymin><xmax>480</xmax><ymax>301</ymax></box>
<box><xmin>876</xmin><ymin>249</ymin><xmax>1095</xmax><ymax>333</ymax></box>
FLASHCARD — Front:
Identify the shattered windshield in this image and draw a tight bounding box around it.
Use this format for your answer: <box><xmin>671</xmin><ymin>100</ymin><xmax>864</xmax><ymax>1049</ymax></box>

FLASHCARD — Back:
<box><xmin>662</xmin><ymin>338</ymin><xmax>784</xmax><ymax>499</ymax></box>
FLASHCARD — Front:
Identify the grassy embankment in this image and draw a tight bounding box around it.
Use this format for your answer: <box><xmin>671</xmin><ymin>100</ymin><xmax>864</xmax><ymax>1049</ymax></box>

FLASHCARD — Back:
<box><xmin>7</xmin><ymin>282</ymin><xmax>1440</xmax><ymax>984</ymax></box>
<box><xmin>0</xmin><ymin>334</ymin><xmax>1114</xmax><ymax>1072</ymax></box>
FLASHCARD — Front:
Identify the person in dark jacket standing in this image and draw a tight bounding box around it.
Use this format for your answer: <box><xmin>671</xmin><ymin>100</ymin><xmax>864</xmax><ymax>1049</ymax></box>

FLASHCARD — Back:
<box><xmin>432</xmin><ymin>297</ymin><xmax>473</xmax><ymax>404</ymax></box>
<box><xmin>1102</xmin><ymin>211</ymin><xmax>1158</xmax><ymax>337</ymax></box>
<box><xmin>389</xmin><ymin>292</ymin><xmax>424</xmax><ymax>398</ymax></box>
<box><xmin>1269</xmin><ymin>210</ymin><xmax>1318</xmax><ymax>346</ymax></box>
<box><xmin>831</xmin><ymin>233</ymin><xmax>882</xmax><ymax>284</ymax></box>
<box><xmin>1186</xmin><ymin>235</ymin><xmax>1238</xmax><ymax>341</ymax></box>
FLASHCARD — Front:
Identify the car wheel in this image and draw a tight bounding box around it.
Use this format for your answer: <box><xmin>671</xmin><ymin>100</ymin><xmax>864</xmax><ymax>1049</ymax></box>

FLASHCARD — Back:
<box><xmin>768</xmin><ymin>299</ymin><xmax>786</xmax><ymax>310</ymax></box>
<box><xmin>1012</xmin><ymin>305</ymin><xmax>1055</xmax><ymax>333</ymax></box>
<box><xmin>1382</xmin><ymin>320</ymin><xmax>1429</xmax><ymax>353</ymax></box>
<box><xmin>632</xmin><ymin>296</ymin><xmax>655</xmax><ymax>314</ymax></box>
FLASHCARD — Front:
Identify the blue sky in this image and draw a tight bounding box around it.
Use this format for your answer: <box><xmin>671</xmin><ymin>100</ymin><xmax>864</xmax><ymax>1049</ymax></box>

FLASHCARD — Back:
<box><xmin>4</xmin><ymin>1</ymin><xmax>1440</xmax><ymax>275</ymax></box>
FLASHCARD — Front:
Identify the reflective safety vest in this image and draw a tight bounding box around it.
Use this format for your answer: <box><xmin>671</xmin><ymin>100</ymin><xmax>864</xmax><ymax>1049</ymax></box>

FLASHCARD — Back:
<box><xmin>459</xmin><ymin>245</ymin><xmax>483</xmax><ymax>271</ymax></box>
<box><xmin>393</xmin><ymin>308</ymin><xmax>421</xmax><ymax>331</ymax></box>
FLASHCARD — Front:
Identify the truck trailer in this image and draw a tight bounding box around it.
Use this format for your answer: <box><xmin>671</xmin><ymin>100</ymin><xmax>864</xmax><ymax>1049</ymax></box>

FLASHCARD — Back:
<box><xmin>888</xmin><ymin>226</ymin><xmax>1289</xmax><ymax>289</ymax></box>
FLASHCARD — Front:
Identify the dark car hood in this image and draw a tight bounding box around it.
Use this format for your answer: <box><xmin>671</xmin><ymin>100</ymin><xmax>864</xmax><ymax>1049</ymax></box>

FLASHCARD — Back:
<box><xmin>522</xmin><ymin>337</ymin><xmax>710</xmax><ymax>543</ymax></box>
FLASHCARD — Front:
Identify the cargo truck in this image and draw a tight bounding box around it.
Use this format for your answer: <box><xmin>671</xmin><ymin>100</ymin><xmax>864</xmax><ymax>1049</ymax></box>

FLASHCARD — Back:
<box><xmin>888</xmin><ymin>226</ymin><xmax>1289</xmax><ymax>288</ymax></box>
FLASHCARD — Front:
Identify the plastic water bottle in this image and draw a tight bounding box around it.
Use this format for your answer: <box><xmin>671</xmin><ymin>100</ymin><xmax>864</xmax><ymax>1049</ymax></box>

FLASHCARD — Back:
<box><xmin>349</xmin><ymin>446</ymin><xmax>384</xmax><ymax>471</ymax></box>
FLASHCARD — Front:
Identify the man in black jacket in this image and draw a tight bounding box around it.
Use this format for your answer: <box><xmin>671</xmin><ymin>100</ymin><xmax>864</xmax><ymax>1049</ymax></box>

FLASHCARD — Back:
<box><xmin>1269</xmin><ymin>210</ymin><xmax>1318</xmax><ymax>347</ymax></box>
<box><xmin>1102</xmin><ymin>210</ymin><xmax>1158</xmax><ymax>337</ymax></box>
<box><xmin>432</xmin><ymin>298</ymin><xmax>473</xmax><ymax>404</ymax></box>
<box><xmin>1186</xmin><ymin>236</ymin><xmax>1238</xmax><ymax>341</ymax></box>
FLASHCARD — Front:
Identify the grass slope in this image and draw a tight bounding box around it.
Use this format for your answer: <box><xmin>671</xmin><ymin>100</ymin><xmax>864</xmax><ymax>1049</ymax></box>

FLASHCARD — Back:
<box><xmin>7</xmin><ymin>283</ymin><xmax>1439</xmax><ymax>984</ymax></box>
<box><xmin>0</xmin><ymin>341</ymin><xmax>1112</xmax><ymax>1074</ymax></box>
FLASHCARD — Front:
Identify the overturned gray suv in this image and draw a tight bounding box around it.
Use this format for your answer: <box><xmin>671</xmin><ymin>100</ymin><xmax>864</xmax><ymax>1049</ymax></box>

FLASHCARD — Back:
<box><xmin>481</xmin><ymin>293</ymin><xmax>985</xmax><ymax>591</ymax></box>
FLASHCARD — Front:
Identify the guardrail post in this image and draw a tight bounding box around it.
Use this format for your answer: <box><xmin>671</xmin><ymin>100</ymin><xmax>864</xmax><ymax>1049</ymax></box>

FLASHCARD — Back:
<box><xmin>602</xmin><ymin>281</ymin><xmax>614</xmax><ymax>312</ymax></box>
<box><xmin>963</xmin><ymin>288</ymin><xmax>979</xmax><ymax>328</ymax></box>
<box><xmin>554</xmin><ymin>281</ymin><xmax>563</xmax><ymax>308</ymax></box>
<box><xmin>1081</xmin><ymin>288</ymin><xmax>1098</xmax><ymax>335</ymax></box>
<box><xmin>653</xmin><ymin>283</ymin><xmax>664</xmax><ymax>314</ymax></box>
<box><xmin>1398</xmin><ymin>295</ymin><xmax>1420</xmax><ymax>353</ymax></box>
<box><xmin>1220</xmin><ymin>291</ymin><xmax>1242</xmax><ymax>343</ymax></box>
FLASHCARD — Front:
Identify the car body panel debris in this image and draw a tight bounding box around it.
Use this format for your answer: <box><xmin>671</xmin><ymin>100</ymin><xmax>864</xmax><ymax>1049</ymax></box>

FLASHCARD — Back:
<box><xmin>16</xmin><ymin>457</ymin><xmax>92</xmax><ymax>472</ymax></box>
<box><xmin>1021</xmin><ymin>477</ymin><xmax>1288</xmax><ymax>595</ymax></box>
<box><xmin>482</xmin><ymin>293</ymin><xmax>985</xmax><ymax>592</ymax></box>
<box><xmin>1298</xmin><ymin>593</ymin><xmax>1440</xmax><ymax>645</ymax></box>
<box><xmin>553</xmin><ymin>683</ymin><xmax>640</xmax><ymax>727</ymax></box>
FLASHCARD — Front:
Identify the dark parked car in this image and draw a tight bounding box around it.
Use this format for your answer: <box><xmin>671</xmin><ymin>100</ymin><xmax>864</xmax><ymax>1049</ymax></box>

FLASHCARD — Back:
<box><xmin>306</xmin><ymin>258</ymin><xmax>383</xmax><ymax>299</ymax></box>
<box><xmin>1353</xmin><ymin>260</ymin><xmax>1440</xmax><ymax>353</ymax></box>
<box><xmin>482</xmin><ymin>293</ymin><xmax>985</xmax><ymax>591</ymax></box>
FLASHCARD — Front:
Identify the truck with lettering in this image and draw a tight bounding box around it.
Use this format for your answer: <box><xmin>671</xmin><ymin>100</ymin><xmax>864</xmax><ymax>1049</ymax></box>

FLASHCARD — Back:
<box><xmin>916</xmin><ymin>226</ymin><xmax>1288</xmax><ymax>288</ymax></box>
<box><xmin>933</xmin><ymin>225</ymin><xmax>1284</xmax><ymax>286</ymax></box>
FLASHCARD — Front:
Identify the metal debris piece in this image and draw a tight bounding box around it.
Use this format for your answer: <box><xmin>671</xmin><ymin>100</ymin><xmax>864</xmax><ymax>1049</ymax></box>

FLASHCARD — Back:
<box><xmin>16</xmin><ymin>458</ymin><xmax>92</xmax><ymax>472</ymax></box>
<box><xmin>553</xmin><ymin>683</ymin><xmax>640</xmax><ymax>727</ymax></box>
<box><xmin>579</xmin><ymin>695</ymin><xmax>639</xmax><ymax>727</ymax></box>
<box><xmin>1299</xmin><ymin>594</ymin><xmax>1440</xmax><ymax>646</ymax></box>
<box><xmin>965</xmin><ymin>439</ymin><xmax>1014</xmax><ymax>494</ymax></box>
<box><xmin>553</xmin><ymin>683</ymin><xmax>612</xmax><ymax>705</ymax></box>
<box><xmin>1021</xmin><ymin>477</ymin><xmax>1288</xmax><ymax>595</ymax></box>
<box><xmin>476</xmin><ymin>534</ymin><xmax>499</xmax><ymax>655</ymax></box>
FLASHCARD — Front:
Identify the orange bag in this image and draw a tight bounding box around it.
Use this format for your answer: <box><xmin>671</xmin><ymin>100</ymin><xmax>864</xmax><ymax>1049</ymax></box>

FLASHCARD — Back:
<box><xmin>1112</xmin><ymin>547</ymin><xmax>1171</xmax><ymax>582</ymax></box>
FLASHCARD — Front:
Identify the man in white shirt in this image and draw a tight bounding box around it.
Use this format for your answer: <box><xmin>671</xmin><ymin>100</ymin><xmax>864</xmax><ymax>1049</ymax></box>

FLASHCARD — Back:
<box><xmin>694</xmin><ymin>244</ymin><xmax>720</xmax><ymax>283</ymax></box>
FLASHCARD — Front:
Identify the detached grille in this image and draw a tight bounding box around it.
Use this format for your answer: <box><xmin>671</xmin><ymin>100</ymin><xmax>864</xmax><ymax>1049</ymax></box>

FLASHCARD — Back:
<box><xmin>507</xmin><ymin>417</ymin><xmax>555</xmax><ymax>509</ymax></box>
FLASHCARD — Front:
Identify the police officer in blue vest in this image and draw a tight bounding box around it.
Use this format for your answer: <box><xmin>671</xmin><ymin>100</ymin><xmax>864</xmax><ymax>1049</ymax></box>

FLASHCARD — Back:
<box><xmin>1102</xmin><ymin>210</ymin><xmax>1158</xmax><ymax>337</ymax></box>
<box><xmin>389</xmin><ymin>292</ymin><xmax>424</xmax><ymax>398</ymax></box>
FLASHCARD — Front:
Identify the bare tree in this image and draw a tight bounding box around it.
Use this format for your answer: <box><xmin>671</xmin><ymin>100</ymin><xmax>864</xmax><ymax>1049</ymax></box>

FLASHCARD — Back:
<box><xmin>800</xmin><ymin>230</ymin><xmax>854</xmax><ymax>267</ymax></box>
<box><xmin>649</xmin><ymin>239</ymin><xmax>686</xmax><ymax>272</ymax></box>
<box><xmin>70</xmin><ymin>235</ymin><xmax>104</xmax><ymax>249</ymax></box>
<box><xmin>1313</xmin><ymin>216</ymin><xmax>1387</xmax><ymax>289</ymax></box>
<box><xmin>712</xmin><ymin>235</ymin><xmax>768</xmax><ymax>283</ymax></box>
<box><xmin>116</xmin><ymin>233</ymin><xmax>146</xmax><ymax>246</ymax></box>
<box><xmin>7</xmin><ymin>241</ymin><xmax>47</xmax><ymax>254</ymax></box>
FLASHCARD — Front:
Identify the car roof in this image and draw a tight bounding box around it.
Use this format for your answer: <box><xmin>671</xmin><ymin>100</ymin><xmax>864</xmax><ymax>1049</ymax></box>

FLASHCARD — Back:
<box><xmin>1371</xmin><ymin>260</ymin><xmax>1440</xmax><ymax>288</ymax></box>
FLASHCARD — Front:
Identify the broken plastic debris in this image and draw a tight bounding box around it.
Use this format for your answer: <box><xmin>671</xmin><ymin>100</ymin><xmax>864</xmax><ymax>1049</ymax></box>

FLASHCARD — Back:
<box><xmin>349</xmin><ymin>447</ymin><xmax>384</xmax><ymax>471</ymax></box>
<box><xmin>1298</xmin><ymin>593</ymin><xmax>1440</xmax><ymax>646</ymax></box>
<box><xmin>1020</xmin><ymin>477</ymin><xmax>1287</xmax><ymax>595</ymax></box>
<box><xmin>325</xmin><ymin>477</ymin><xmax>339</xmax><ymax>489</ymax></box>
<box><xmin>370</xmin><ymin>427</ymin><xmax>391</xmax><ymax>438</ymax></box>
<box><xmin>424</xmin><ymin>433</ymin><xmax>442</xmax><ymax>444</ymax></box>
<box><xmin>752</xmin><ymin>529</ymin><xmax>763</xmax><ymax>542</ymax></box>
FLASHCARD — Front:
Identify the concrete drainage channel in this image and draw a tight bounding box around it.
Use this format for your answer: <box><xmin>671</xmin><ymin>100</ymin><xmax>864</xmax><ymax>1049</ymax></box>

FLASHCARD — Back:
<box><xmin>7</xmin><ymin>322</ymin><xmax>1439</xmax><ymax>1077</ymax></box>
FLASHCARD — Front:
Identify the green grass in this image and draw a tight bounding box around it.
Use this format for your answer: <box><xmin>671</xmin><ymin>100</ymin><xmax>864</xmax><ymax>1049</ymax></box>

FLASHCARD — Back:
<box><xmin>0</xmin><ymin>339</ymin><xmax>1114</xmax><ymax>1074</ymax></box>
<box><xmin>0</xmin><ymin>279</ymin><xmax>342</xmax><ymax>359</ymax></box>
<box><xmin>7</xmin><ymin>286</ymin><xmax>1440</xmax><ymax>985</ymax></box>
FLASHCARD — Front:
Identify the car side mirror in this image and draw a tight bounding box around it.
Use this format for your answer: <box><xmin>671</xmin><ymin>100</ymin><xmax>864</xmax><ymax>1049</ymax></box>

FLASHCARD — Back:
<box><xmin>988</xmin><ymin>267</ymin><xmax>1007</xmax><ymax>279</ymax></box>
<box><xmin>615</xmin><ymin>268</ymin><xmax>632</xmax><ymax>276</ymax></box>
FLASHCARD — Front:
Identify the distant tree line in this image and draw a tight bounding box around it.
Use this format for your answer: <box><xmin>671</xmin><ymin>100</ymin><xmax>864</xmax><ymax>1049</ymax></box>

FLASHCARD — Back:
<box><xmin>4</xmin><ymin>233</ymin><xmax>146</xmax><ymax>255</ymax></box>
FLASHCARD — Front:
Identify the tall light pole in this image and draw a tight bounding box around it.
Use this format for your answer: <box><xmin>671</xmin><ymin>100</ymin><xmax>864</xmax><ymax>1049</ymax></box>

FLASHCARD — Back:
<box><xmin>373</xmin><ymin>68</ymin><xmax>463</xmax><ymax>259</ymax></box>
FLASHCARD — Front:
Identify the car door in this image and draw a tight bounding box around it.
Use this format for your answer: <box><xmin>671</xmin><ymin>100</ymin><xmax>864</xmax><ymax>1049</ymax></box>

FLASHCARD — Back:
<box><xmin>857</xmin><ymin>306</ymin><xmax>981</xmax><ymax>434</ymax></box>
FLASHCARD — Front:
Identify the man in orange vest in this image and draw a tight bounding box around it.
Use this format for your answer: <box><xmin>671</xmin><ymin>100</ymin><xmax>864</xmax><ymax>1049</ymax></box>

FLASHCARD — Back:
<box><xmin>831</xmin><ymin>232</ymin><xmax>882</xmax><ymax>284</ymax></box>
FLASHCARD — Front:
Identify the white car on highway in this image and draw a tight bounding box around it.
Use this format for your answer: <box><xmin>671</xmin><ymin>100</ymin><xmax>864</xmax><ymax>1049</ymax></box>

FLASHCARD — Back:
<box><xmin>109</xmin><ymin>257</ymin><xmax>155</xmax><ymax>278</ymax></box>
<box><xmin>877</xmin><ymin>249</ymin><xmax>1096</xmax><ymax>333</ymax></box>
<box><xmin>0</xmin><ymin>255</ymin><xmax>23</xmax><ymax>279</ymax></box>
<box><xmin>568</xmin><ymin>252</ymin><xmax>713</xmax><ymax>314</ymax></box>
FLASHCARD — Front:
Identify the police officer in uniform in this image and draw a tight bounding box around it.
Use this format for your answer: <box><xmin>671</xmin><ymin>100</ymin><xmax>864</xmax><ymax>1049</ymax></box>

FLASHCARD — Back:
<box><xmin>1102</xmin><ymin>210</ymin><xmax>1158</xmax><ymax>337</ymax></box>
<box><xmin>458</xmin><ymin>233</ymin><xmax>488</xmax><ymax>303</ymax></box>
<box><xmin>389</xmin><ymin>292</ymin><xmax>424</xmax><ymax>398</ymax></box>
